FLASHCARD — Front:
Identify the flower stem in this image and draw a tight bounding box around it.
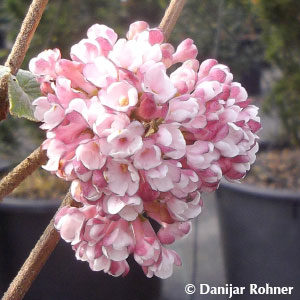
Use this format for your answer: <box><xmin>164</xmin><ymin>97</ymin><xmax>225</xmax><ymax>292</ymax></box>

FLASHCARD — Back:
<box><xmin>0</xmin><ymin>0</ymin><xmax>49</xmax><ymax>121</ymax></box>
<box><xmin>0</xmin><ymin>147</ymin><xmax>48</xmax><ymax>201</ymax></box>
<box><xmin>159</xmin><ymin>0</ymin><xmax>187</xmax><ymax>41</ymax></box>
<box><xmin>2</xmin><ymin>193</ymin><xmax>78</xmax><ymax>300</ymax></box>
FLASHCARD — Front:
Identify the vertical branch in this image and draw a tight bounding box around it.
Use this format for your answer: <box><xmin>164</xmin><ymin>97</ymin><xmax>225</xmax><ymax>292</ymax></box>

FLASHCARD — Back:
<box><xmin>212</xmin><ymin>0</ymin><xmax>224</xmax><ymax>58</ymax></box>
<box><xmin>2</xmin><ymin>193</ymin><xmax>78</xmax><ymax>300</ymax></box>
<box><xmin>4</xmin><ymin>0</ymin><xmax>49</xmax><ymax>75</ymax></box>
<box><xmin>0</xmin><ymin>73</ymin><xmax>9</xmax><ymax>121</ymax></box>
<box><xmin>159</xmin><ymin>0</ymin><xmax>187</xmax><ymax>41</ymax></box>
<box><xmin>0</xmin><ymin>0</ymin><xmax>49</xmax><ymax>120</ymax></box>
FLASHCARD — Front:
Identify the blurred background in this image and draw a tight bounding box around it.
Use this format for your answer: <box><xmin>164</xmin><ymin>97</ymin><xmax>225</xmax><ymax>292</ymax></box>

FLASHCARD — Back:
<box><xmin>0</xmin><ymin>0</ymin><xmax>300</xmax><ymax>299</ymax></box>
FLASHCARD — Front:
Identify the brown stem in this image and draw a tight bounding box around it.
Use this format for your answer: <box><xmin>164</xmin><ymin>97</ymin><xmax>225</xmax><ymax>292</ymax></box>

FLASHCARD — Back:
<box><xmin>0</xmin><ymin>73</ymin><xmax>9</xmax><ymax>121</ymax></box>
<box><xmin>2</xmin><ymin>193</ymin><xmax>78</xmax><ymax>300</ymax></box>
<box><xmin>0</xmin><ymin>146</ymin><xmax>47</xmax><ymax>201</ymax></box>
<box><xmin>159</xmin><ymin>0</ymin><xmax>187</xmax><ymax>41</ymax></box>
<box><xmin>0</xmin><ymin>0</ymin><xmax>49</xmax><ymax>121</ymax></box>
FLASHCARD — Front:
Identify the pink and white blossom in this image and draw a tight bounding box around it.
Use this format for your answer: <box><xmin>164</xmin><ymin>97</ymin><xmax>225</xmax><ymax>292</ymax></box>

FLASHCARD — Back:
<box><xmin>156</xmin><ymin>123</ymin><xmax>186</xmax><ymax>159</ymax></box>
<box><xmin>165</xmin><ymin>191</ymin><xmax>202</xmax><ymax>221</ymax></box>
<box><xmin>133</xmin><ymin>141</ymin><xmax>162</xmax><ymax>170</ymax></box>
<box><xmin>100</xmin><ymin>121</ymin><xmax>144</xmax><ymax>158</ymax></box>
<box><xmin>31</xmin><ymin>21</ymin><xmax>261</xmax><ymax>279</ymax></box>
<box><xmin>158</xmin><ymin>221</ymin><xmax>191</xmax><ymax>245</ymax></box>
<box><xmin>102</xmin><ymin>194</ymin><xmax>143</xmax><ymax>221</ymax></box>
<box><xmin>142</xmin><ymin>62</ymin><xmax>177</xmax><ymax>104</ymax></box>
<box><xmin>104</xmin><ymin>159</ymin><xmax>139</xmax><ymax>196</ymax></box>
<box><xmin>99</xmin><ymin>81</ymin><xmax>138</xmax><ymax>112</ymax></box>
<box><xmin>143</xmin><ymin>247</ymin><xmax>182</xmax><ymax>279</ymax></box>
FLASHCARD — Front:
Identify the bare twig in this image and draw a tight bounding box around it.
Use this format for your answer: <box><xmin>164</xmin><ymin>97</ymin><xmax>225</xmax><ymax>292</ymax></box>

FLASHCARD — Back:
<box><xmin>2</xmin><ymin>193</ymin><xmax>78</xmax><ymax>300</ymax></box>
<box><xmin>159</xmin><ymin>0</ymin><xmax>187</xmax><ymax>41</ymax></box>
<box><xmin>2</xmin><ymin>0</ymin><xmax>188</xmax><ymax>298</ymax></box>
<box><xmin>0</xmin><ymin>73</ymin><xmax>9</xmax><ymax>121</ymax></box>
<box><xmin>212</xmin><ymin>0</ymin><xmax>224</xmax><ymax>58</ymax></box>
<box><xmin>0</xmin><ymin>0</ymin><xmax>49</xmax><ymax>121</ymax></box>
<box><xmin>0</xmin><ymin>146</ymin><xmax>47</xmax><ymax>201</ymax></box>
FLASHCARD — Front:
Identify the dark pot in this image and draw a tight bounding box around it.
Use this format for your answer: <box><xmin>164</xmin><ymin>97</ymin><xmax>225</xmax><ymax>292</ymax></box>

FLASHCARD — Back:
<box><xmin>0</xmin><ymin>198</ymin><xmax>161</xmax><ymax>300</ymax></box>
<box><xmin>216</xmin><ymin>182</ymin><xmax>300</xmax><ymax>299</ymax></box>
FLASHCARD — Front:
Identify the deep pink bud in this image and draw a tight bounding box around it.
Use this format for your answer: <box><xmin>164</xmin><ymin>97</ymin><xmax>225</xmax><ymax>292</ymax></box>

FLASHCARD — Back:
<box><xmin>137</xmin><ymin>93</ymin><xmax>157</xmax><ymax>120</ymax></box>
<box><xmin>173</xmin><ymin>39</ymin><xmax>198</xmax><ymax>63</ymax></box>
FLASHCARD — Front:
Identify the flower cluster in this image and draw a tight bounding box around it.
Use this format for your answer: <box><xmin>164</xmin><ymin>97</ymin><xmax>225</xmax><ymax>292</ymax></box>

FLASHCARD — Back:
<box><xmin>29</xmin><ymin>21</ymin><xmax>261</xmax><ymax>279</ymax></box>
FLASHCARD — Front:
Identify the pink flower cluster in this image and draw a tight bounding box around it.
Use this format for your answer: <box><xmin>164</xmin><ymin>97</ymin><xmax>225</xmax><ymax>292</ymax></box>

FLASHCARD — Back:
<box><xmin>29</xmin><ymin>21</ymin><xmax>261</xmax><ymax>279</ymax></box>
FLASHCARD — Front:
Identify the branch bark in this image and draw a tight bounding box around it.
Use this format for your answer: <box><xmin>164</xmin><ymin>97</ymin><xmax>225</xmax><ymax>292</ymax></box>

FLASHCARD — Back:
<box><xmin>0</xmin><ymin>146</ymin><xmax>47</xmax><ymax>201</ymax></box>
<box><xmin>2</xmin><ymin>193</ymin><xmax>78</xmax><ymax>300</ymax></box>
<box><xmin>159</xmin><ymin>0</ymin><xmax>187</xmax><ymax>41</ymax></box>
<box><xmin>0</xmin><ymin>0</ymin><xmax>49</xmax><ymax>121</ymax></box>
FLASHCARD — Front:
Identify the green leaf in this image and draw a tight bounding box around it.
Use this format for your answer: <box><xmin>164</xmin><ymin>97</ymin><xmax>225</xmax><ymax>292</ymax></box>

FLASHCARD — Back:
<box><xmin>8</xmin><ymin>69</ymin><xmax>41</xmax><ymax>122</ymax></box>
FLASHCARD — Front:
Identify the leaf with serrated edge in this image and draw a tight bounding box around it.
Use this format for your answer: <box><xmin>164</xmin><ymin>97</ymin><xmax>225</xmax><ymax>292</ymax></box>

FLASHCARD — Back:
<box><xmin>8</xmin><ymin>69</ymin><xmax>41</xmax><ymax>121</ymax></box>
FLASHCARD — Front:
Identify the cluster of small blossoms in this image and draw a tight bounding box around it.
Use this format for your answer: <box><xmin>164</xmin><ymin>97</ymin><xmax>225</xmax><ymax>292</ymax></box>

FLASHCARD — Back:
<box><xmin>29</xmin><ymin>21</ymin><xmax>261</xmax><ymax>279</ymax></box>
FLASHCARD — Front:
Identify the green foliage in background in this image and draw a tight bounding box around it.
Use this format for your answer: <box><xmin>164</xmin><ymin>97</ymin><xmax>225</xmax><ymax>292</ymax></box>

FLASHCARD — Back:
<box><xmin>171</xmin><ymin>0</ymin><xmax>265</xmax><ymax>93</ymax></box>
<box><xmin>0</xmin><ymin>0</ymin><xmax>166</xmax><ymax>66</ymax></box>
<box><xmin>254</xmin><ymin>0</ymin><xmax>300</xmax><ymax>145</ymax></box>
<box><xmin>1</xmin><ymin>0</ymin><xmax>264</xmax><ymax>86</ymax></box>
<box><xmin>267</xmin><ymin>73</ymin><xmax>300</xmax><ymax>146</ymax></box>
<box><xmin>11</xmin><ymin>168</ymin><xmax>69</xmax><ymax>200</ymax></box>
